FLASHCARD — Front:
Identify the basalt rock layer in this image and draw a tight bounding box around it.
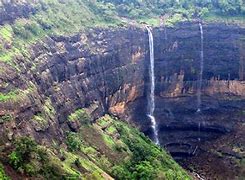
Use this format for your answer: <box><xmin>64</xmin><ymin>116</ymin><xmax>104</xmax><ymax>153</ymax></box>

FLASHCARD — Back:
<box><xmin>0</xmin><ymin>22</ymin><xmax>245</xmax><ymax>178</ymax></box>
<box><xmin>0</xmin><ymin>27</ymin><xmax>148</xmax><ymax>144</ymax></box>
<box><xmin>128</xmin><ymin>23</ymin><xmax>245</xmax><ymax>179</ymax></box>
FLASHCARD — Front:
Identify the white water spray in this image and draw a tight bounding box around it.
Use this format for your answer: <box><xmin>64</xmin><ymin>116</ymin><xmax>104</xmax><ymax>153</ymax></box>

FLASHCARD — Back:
<box><xmin>146</xmin><ymin>27</ymin><xmax>159</xmax><ymax>145</ymax></box>
<box><xmin>197</xmin><ymin>23</ymin><xmax>204</xmax><ymax>112</ymax></box>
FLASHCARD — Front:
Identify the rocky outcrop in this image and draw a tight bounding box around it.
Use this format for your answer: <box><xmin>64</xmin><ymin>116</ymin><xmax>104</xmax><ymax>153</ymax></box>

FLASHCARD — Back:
<box><xmin>0</xmin><ymin>0</ymin><xmax>39</xmax><ymax>25</ymax></box>
<box><xmin>0</xmin><ymin>27</ymin><xmax>148</xmax><ymax>144</ymax></box>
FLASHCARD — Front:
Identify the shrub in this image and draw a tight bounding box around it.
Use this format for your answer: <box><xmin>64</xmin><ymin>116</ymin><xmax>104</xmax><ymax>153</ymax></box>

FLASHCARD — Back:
<box><xmin>9</xmin><ymin>151</ymin><xmax>22</xmax><ymax>169</ymax></box>
<box><xmin>132</xmin><ymin>161</ymin><xmax>155</xmax><ymax>180</ymax></box>
<box><xmin>68</xmin><ymin>109</ymin><xmax>90</xmax><ymax>125</ymax></box>
<box><xmin>112</xmin><ymin>165</ymin><xmax>131</xmax><ymax>180</ymax></box>
<box><xmin>0</xmin><ymin>163</ymin><xmax>9</xmax><ymax>180</ymax></box>
<box><xmin>9</xmin><ymin>137</ymin><xmax>39</xmax><ymax>175</ymax></box>
<box><xmin>66</xmin><ymin>132</ymin><xmax>81</xmax><ymax>152</ymax></box>
<box><xmin>23</xmin><ymin>163</ymin><xmax>37</xmax><ymax>176</ymax></box>
<box><xmin>24</xmin><ymin>22</ymin><xmax>42</xmax><ymax>36</ymax></box>
<box><xmin>12</xmin><ymin>24</ymin><xmax>32</xmax><ymax>40</ymax></box>
<box><xmin>14</xmin><ymin>137</ymin><xmax>37</xmax><ymax>157</ymax></box>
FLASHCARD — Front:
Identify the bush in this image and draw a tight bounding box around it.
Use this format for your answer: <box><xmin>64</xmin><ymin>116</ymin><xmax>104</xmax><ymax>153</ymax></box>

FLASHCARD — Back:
<box><xmin>112</xmin><ymin>165</ymin><xmax>131</xmax><ymax>180</ymax></box>
<box><xmin>12</xmin><ymin>24</ymin><xmax>32</xmax><ymax>40</ymax></box>
<box><xmin>113</xmin><ymin>117</ymin><xmax>191</xmax><ymax>180</ymax></box>
<box><xmin>132</xmin><ymin>161</ymin><xmax>155</xmax><ymax>180</ymax></box>
<box><xmin>68</xmin><ymin>109</ymin><xmax>90</xmax><ymax>125</ymax></box>
<box><xmin>66</xmin><ymin>132</ymin><xmax>81</xmax><ymax>152</ymax></box>
<box><xmin>8</xmin><ymin>137</ymin><xmax>39</xmax><ymax>175</ymax></box>
<box><xmin>24</xmin><ymin>22</ymin><xmax>42</xmax><ymax>36</ymax></box>
<box><xmin>0</xmin><ymin>163</ymin><xmax>10</xmax><ymax>180</ymax></box>
<box><xmin>9</xmin><ymin>151</ymin><xmax>22</xmax><ymax>169</ymax></box>
<box><xmin>23</xmin><ymin>163</ymin><xmax>37</xmax><ymax>176</ymax></box>
<box><xmin>14</xmin><ymin>137</ymin><xmax>37</xmax><ymax>157</ymax></box>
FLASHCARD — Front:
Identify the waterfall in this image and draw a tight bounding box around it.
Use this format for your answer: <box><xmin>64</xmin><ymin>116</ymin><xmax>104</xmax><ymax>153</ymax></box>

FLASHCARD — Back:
<box><xmin>197</xmin><ymin>23</ymin><xmax>204</xmax><ymax>112</ymax></box>
<box><xmin>146</xmin><ymin>27</ymin><xmax>159</xmax><ymax>145</ymax></box>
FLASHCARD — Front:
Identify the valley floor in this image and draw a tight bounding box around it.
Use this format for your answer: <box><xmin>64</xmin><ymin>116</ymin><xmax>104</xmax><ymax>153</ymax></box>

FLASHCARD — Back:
<box><xmin>181</xmin><ymin>122</ymin><xmax>245</xmax><ymax>180</ymax></box>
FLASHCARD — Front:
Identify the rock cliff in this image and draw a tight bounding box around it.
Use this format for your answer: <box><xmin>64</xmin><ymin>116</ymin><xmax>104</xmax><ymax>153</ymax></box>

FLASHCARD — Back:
<box><xmin>0</xmin><ymin>22</ymin><xmax>245</xmax><ymax>179</ymax></box>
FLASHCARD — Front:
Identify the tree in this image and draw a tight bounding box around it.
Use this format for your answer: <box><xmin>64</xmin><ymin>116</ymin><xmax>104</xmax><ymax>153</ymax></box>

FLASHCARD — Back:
<box><xmin>132</xmin><ymin>161</ymin><xmax>155</xmax><ymax>180</ymax></box>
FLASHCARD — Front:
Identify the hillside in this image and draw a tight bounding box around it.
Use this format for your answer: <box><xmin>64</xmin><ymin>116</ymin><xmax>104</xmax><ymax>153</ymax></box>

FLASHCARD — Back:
<box><xmin>0</xmin><ymin>114</ymin><xmax>190</xmax><ymax>179</ymax></box>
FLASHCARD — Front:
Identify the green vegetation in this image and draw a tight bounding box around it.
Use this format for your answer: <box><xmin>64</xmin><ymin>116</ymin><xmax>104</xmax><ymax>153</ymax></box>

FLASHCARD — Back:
<box><xmin>0</xmin><ymin>0</ymin><xmax>123</xmax><ymax>66</ymax></box>
<box><xmin>0</xmin><ymin>86</ymin><xmax>36</xmax><ymax>103</ymax></box>
<box><xmin>32</xmin><ymin>114</ymin><xmax>49</xmax><ymax>130</ymax></box>
<box><xmin>99</xmin><ymin>0</ymin><xmax>245</xmax><ymax>18</ymax></box>
<box><xmin>112</xmin><ymin>118</ymin><xmax>190</xmax><ymax>179</ymax></box>
<box><xmin>0</xmin><ymin>114</ymin><xmax>13</xmax><ymax>123</ymax></box>
<box><xmin>8</xmin><ymin>137</ymin><xmax>83</xmax><ymax>178</ymax></box>
<box><xmin>31</xmin><ymin>98</ymin><xmax>55</xmax><ymax>130</ymax></box>
<box><xmin>66</xmin><ymin>132</ymin><xmax>82</xmax><ymax>152</ymax></box>
<box><xmin>95</xmin><ymin>0</ymin><xmax>245</xmax><ymax>26</ymax></box>
<box><xmin>68</xmin><ymin>108</ymin><xmax>90</xmax><ymax>124</ymax></box>
<box><xmin>5</xmin><ymin>115</ymin><xmax>190</xmax><ymax>179</ymax></box>
<box><xmin>0</xmin><ymin>163</ymin><xmax>9</xmax><ymax>180</ymax></box>
<box><xmin>0</xmin><ymin>91</ymin><xmax>18</xmax><ymax>102</ymax></box>
<box><xmin>0</xmin><ymin>0</ymin><xmax>244</xmax><ymax>68</ymax></box>
<box><xmin>95</xmin><ymin>115</ymin><xmax>190</xmax><ymax>179</ymax></box>
<box><xmin>9</xmin><ymin>137</ymin><xmax>39</xmax><ymax>173</ymax></box>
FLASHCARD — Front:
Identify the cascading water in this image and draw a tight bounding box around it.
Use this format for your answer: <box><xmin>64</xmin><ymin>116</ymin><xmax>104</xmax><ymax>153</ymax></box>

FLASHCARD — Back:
<box><xmin>146</xmin><ymin>27</ymin><xmax>159</xmax><ymax>145</ymax></box>
<box><xmin>197</xmin><ymin>23</ymin><xmax>204</xmax><ymax>112</ymax></box>
<box><xmin>196</xmin><ymin>23</ymin><xmax>204</xmax><ymax>144</ymax></box>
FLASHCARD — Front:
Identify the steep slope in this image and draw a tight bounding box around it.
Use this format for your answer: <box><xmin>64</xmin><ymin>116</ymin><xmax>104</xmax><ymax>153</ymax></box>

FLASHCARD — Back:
<box><xmin>0</xmin><ymin>115</ymin><xmax>190</xmax><ymax>179</ymax></box>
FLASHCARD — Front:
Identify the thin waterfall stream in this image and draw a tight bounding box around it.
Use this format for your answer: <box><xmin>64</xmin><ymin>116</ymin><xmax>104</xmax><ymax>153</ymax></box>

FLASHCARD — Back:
<box><xmin>146</xmin><ymin>27</ymin><xmax>159</xmax><ymax>145</ymax></box>
<box><xmin>197</xmin><ymin>23</ymin><xmax>204</xmax><ymax>144</ymax></box>
<box><xmin>197</xmin><ymin>23</ymin><xmax>204</xmax><ymax>113</ymax></box>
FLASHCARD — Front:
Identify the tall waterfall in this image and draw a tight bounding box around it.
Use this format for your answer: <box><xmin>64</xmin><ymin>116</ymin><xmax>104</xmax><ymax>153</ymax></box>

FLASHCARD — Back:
<box><xmin>197</xmin><ymin>23</ymin><xmax>204</xmax><ymax>112</ymax></box>
<box><xmin>146</xmin><ymin>27</ymin><xmax>159</xmax><ymax>145</ymax></box>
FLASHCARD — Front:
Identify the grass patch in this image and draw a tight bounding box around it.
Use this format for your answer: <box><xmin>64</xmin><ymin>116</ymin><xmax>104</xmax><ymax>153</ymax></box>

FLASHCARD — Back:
<box><xmin>102</xmin><ymin>134</ymin><xmax>116</xmax><ymax>149</ymax></box>
<box><xmin>106</xmin><ymin>125</ymin><xmax>117</xmax><ymax>134</ymax></box>
<box><xmin>0</xmin><ymin>90</ymin><xmax>19</xmax><ymax>102</ymax></box>
<box><xmin>0</xmin><ymin>114</ymin><xmax>13</xmax><ymax>123</ymax></box>
<box><xmin>137</xmin><ymin>17</ymin><xmax>160</xmax><ymax>27</ymax></box>
<box><xmin>68</xmin><ymin>108</ymin><xmax>90</xmax><ymax>125</ymax></box>
<box><xmin>0</xmin><ymin>24</ymin><xmax>13</xmax><ymax>41</ymax></box>
<box><xmin>204</xmin><ymin>13</ymin><xmax>245</xmax><ymax>26</ymax></box>
<box><xmin>0</xmin><ymin>163</ymin><xmax>9</xmax><ymax>180</ymax></box>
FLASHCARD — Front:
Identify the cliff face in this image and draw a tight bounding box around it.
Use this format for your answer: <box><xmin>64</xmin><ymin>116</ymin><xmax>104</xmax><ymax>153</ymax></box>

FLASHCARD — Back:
<box><xmin>0</xmin><ymin>27</ymin><xmax>148</xmax><ymax>144</ymax></box>
<box><xmin>128</xmin><ymin>23</ymin><xmax>245</xmax><ymax>151</ymax></box>
<box><xmin>1</xmin><ymin>22</ymin><xmax>245</xmax><ymax>143</ymax></box>
<box><xmin>0</xmin><ymin>22</ymin><xmax>245</xmax><ymax>178</ymax></box>
<box><xmin>155</xmin><ymin>23</ymin><xmax>245</xmax><ymax>146</ymax></box>
<box><xmin>127</xmin><ymin>23</ymin><xmax>245</xmax><ymax>179</ymax></box>
<box><xmin>35</xmin><ymin>28</ymin><xmax>148</xmax><ymax>123</ymax></box>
